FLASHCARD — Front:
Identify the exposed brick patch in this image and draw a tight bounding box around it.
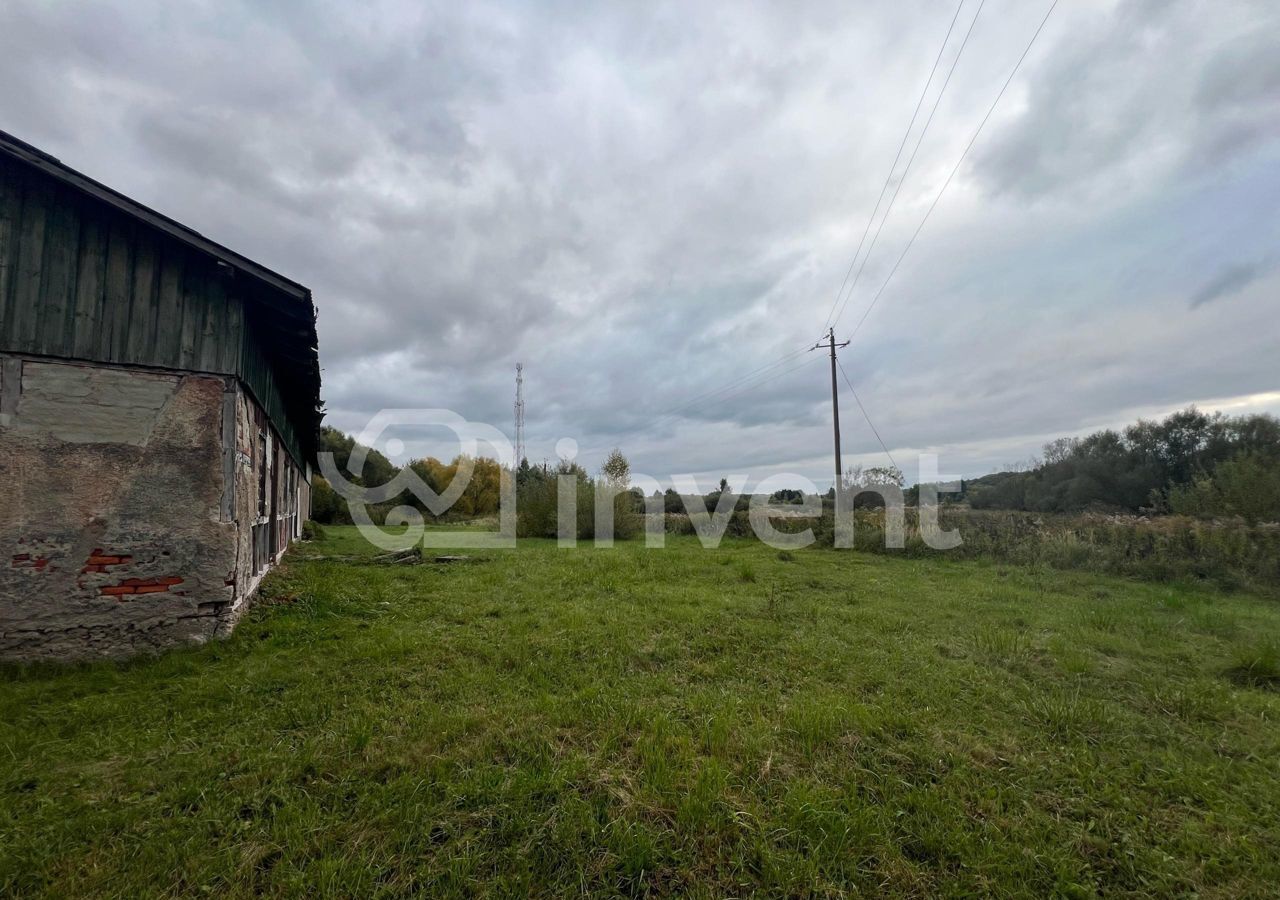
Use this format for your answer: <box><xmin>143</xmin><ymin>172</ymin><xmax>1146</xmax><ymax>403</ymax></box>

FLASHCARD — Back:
<box><xmin>81</xmin><ymin>550</ymin><xmax>134</xmax><ymax>583</ymax></box>
<box><xmin>0</xmin><ymin>366</ymin><xmax>290</xmax><ymax>662</ymax></box>
<box><xmin>12</xmin><ymin>554</ymin><xmax>51</xmax><ymax>571</ymax></box>
<box><xmin>99</xmin><ymin>576</ymin><xmax>185</xmax><ymax>599</ymax></box>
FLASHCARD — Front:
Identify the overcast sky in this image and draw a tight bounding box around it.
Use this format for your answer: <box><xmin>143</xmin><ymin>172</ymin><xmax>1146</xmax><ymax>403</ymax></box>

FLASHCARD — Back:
<box><xmin>3</xmin><ymin>0</ymin><xmax>1278</xmax><ymax>488</ymax></box>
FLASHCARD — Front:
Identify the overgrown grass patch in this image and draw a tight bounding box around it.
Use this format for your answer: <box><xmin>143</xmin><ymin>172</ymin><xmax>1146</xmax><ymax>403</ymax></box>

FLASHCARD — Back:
<box><xmin>1225</xmin><ymin>638</ymin><xmax>1280</xmax><ymax>689</ymax></box>
<box><xmin>2</xmin><ymin>527</ymin><xmax>1279</xmax><ymax>896</ymax></box>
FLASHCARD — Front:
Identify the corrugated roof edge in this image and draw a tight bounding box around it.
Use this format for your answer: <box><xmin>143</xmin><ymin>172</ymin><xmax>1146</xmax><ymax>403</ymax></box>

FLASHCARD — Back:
<box><xmin>0</xmin><ymin>129</ymin><xmax>310</xmax><ymax>302</ymax></box>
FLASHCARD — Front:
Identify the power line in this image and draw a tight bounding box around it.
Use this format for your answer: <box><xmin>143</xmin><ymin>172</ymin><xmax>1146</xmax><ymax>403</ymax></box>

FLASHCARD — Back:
<box><xmin>595</xmin><ymin>2</ymin><xmax>982</xmax><ymax>460</ymax></box>
<box><xmin>836</xmin><ymin>357</ymin><xmax>899</xmax><ymax>472</ymax></box>
<box><xmin>586</xmin><ymin>1</ymin><xmax>1058</xmax><ymax>470</ymax></box>
<box><xmin>848</xmin><ymin>0</ymin><xmax>1061</xmax><ymax>341</ymax></box>
<box><xmin>821</xmin><ymin>0</ymin><xmax>969</xmax><ymax>332</ymax></box>
<box><xmin>829</xmin><ymin>0</ymin><xmax>987</xmax><ymax>331</ymax></box>
<box><xmin>592</xmin><ymin>345</ymin><xmax>821</xmax><ymax>455</ymax></box>
<box><xmin>624</xmin><ymin>342</ymin><xmax>814</xmax><ymax>444</ymax></box>
<box><xmin>692</xmin><ymin>353</ymin><xmax>824</xmax><ymax>417</ymax></box>
<box><xmin>648</xmin><ymin>342</ymin><xmax>813</xmax><ymax>422</ymax></box>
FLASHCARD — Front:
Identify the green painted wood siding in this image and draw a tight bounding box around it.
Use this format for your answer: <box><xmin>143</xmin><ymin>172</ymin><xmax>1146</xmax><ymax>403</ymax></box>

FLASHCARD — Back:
<box><xmin>0</xmin><ymin>156</ymin><xmax>307</xmax><ymax>468</ymax></box>
<box><xmin>240</xmin><ymin>325</ymin><xmax>307</xmax><ymax>473</ymax></box>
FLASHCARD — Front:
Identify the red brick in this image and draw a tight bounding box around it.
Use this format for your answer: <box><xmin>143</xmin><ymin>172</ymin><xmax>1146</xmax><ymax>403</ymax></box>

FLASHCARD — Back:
<box><xmin>80</xmin><ymin>564</ymin><xmax>105</xmax><ymax>575</ymax></box>
<box><xmin>87</xmin><ymin>556</ymin><xmax>122</xmax><ymax>566</ymax></box>
<box><xmin>158</xmin><ymin>576</ymin><xmax>185</xmax><ymax>586</ymax></box>
<box><xmin>11</xmin><ymin>555</ymin><xmax>51</xmax><ymax>570</ymax></box>
<box><xmin>133</xmin><ymin>585</ymin><xmax>170</xmax><ymax>594</ymax></box>
<box><xmin>100</xmin><ymin>586</ymin><xmax>135</xmax><ymax>596</ymax></box>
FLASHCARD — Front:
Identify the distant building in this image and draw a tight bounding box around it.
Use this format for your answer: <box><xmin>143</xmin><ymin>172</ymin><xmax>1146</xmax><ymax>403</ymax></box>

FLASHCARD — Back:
<box><xmin>0</xmin><ymin>132</ymin><xmax>322</xmax><ymax>660</ymax></box>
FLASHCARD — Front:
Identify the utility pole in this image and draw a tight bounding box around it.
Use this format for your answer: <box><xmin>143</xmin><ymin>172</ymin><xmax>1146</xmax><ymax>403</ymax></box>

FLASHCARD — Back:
<box><xmin>514</xmin><ymin>363</ymin><xmax>526</xmax><ymax>465</ymax></box>
<box><xmin>813</xmin><ymin>328</ymin><xmax>850</xmax><ymax>496</ymax></box>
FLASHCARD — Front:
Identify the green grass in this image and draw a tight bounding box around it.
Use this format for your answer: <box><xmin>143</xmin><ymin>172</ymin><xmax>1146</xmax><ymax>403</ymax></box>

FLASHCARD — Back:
<box><xmin>3</xmin><ymin>527</ymin><xmax>1279</xmax><ymax>897</ymax></box>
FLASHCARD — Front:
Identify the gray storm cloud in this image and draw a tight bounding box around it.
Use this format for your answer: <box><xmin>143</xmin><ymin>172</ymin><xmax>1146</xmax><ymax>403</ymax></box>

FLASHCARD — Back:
<box><xmin>2</xmin><ymin>0</ymin><xmax>1277</xmax><ymax>484</ymax></box>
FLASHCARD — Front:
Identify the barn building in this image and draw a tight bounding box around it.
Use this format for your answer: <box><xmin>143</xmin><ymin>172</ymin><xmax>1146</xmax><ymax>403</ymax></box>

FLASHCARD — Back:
<box><xmin>0</xmin><ymin>131</ymin><xmax>322</xmax><ymax>661</ymax></box>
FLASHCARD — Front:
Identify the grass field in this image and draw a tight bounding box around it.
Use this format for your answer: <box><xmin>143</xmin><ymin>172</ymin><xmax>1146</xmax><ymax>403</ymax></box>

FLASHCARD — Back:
<box><xmin>3</xmin><ymin>527</ymin><xmax>1279</xmax><ymax>897</ymax></box>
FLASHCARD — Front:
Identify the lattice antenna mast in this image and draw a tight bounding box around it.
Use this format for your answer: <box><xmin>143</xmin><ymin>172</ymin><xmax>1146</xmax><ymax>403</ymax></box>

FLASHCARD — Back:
<box><xmin>514</xmin><ymin>363</ymin><xmax>526</xmax><ymax>465</ymax></box>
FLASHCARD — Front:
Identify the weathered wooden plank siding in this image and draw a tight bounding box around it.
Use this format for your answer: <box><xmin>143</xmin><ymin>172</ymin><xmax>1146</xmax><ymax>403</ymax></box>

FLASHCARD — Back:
<box><xmin>239</xmin><ymin>327</ymin><xmax>305</xmax><ymax>470</ymax></box>
<box><xmin>41</xmin><ymin>188</ymin><xmax>79</xmax><ymax>352</ymax></box>
<box><xmin>0</xmin><ymin>160</ymin><xmax>242</xmax><ymax>376</ymax></box>
<box><xmin>103</xmin><ymin>220</ymin><xmax>134</xmax><ymax>357</ymax></box>
<box><xmin>11</xmin><ymin>176</ymin><xmax>49</xmax><ymax>352</ymax></box>
<box><xmin>0</xmin><ymin>173</ymin><xmax>19</xmax><ymax>335</ymax></box>
<box><xmin>125</xmin><ymin>233</ymin><xmax>157</xmax><ymax>362</ymax></box>
<box><xmin>0</xmin><ymin>156</ymin><xmax>310</xmax><ymax>468</ymax></box>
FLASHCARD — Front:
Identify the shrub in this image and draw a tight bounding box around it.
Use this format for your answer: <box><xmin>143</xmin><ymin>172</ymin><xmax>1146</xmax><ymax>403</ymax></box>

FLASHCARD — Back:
<box><xmin>515</xmin><ymin>469</ymin><xmax>640</xmax><ymax>541</ymax></box>
<box><xmin>309</xmin><ymin>476</ymin><xmax>351</xmax><ymax>525</ymax></box>
<box><xmin>804</xmin><ymin>508</ymin><xmax>1280</xmax><ymax>591</ymax></box>
<box><xmin>1165</xmin><ymin>452</ymin><xmax>1280</xmax><ymax>524</ymax></box>
<box><xmin>664</xmin><ymin>513</ymin><xmax>697</xmax><ymax>535</ymax></box>
<box><xmin>516</xmin><ymin>475</ymin><xmax>559</xmax><ymax>539</ymax></box>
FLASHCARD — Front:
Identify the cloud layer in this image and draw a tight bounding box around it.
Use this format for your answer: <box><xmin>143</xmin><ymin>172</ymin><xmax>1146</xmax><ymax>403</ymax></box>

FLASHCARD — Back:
<box><xmin>3</xmin><ymin>0</ymin><xmax>1277</xmax><ymax>485</ymax></box>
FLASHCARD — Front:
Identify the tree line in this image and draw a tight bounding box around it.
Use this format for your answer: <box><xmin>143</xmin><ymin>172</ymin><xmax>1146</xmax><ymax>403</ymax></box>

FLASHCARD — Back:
<box><xmin>310</xmin><ymin>406</ymin><xmax>1280</xmax><ymax>528</ymax></box>
<box><xmin>963</xmin><ymin>408</ymin><xmax>1280</xmax><ymax>522</ymax></box>
<box><xmin>310</xmin><ymin>427</ymin><xmax>505</xmax><ymax>524</ymax></box>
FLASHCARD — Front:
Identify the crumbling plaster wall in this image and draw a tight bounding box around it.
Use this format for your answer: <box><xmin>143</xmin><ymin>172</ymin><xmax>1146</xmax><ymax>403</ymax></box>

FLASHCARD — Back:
<box><xmin>229</xmin><ymin>383</ymin><xmax>263</xmax><ymax>605</ymax></box>
<box><xmin>0</xmin><ymin>355</ymin><xmax>244</xmax><ymax>660</ymax></box>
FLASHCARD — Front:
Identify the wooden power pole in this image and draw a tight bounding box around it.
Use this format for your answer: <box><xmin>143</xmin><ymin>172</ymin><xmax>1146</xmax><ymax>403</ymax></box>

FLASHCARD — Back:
<box><xmin>814</xmin><ymin>327</ymin><xmax>850</xmax><ymax>496</ymax></box>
